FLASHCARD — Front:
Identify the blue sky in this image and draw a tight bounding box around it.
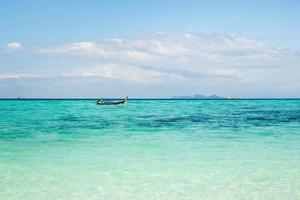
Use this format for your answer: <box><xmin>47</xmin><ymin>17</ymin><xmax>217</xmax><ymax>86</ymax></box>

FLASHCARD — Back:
<box><xmin>1</xmin><ymin>0</ymin><xmax>300</xmax><ymax>98</ymax></box>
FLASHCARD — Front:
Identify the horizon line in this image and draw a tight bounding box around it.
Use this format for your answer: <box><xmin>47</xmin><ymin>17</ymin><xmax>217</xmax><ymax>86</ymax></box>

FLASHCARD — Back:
<box><xmin>1</xmin><ymin>97</ymin><xmax>300</xmax><ymax>100</ymax></box>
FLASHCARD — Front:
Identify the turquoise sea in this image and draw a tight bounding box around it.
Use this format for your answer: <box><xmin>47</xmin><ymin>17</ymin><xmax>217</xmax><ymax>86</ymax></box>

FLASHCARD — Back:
<box><xmin>0</xmin><ymin>99</ymin><xmax>300</xmax><ymax>200</ymax></box>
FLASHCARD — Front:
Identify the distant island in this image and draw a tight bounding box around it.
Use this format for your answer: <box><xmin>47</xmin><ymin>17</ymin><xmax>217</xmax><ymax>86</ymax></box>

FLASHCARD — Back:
<box><xmin>171</xmin><ymin>94</ymin><xmax>225</xmax><ymax>99</ymax></box>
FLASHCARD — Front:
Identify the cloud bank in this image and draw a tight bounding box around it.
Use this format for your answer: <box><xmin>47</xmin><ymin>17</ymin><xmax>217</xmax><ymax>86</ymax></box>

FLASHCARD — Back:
<box><xmin>38</xmin><ymin>33</ymin><xmax>300</xmax><ymax>83</ymax></box>
<box><xmin>1</xmin><ymin>33</ymin><xmax>300</xmax><ymax>97</ymax></box>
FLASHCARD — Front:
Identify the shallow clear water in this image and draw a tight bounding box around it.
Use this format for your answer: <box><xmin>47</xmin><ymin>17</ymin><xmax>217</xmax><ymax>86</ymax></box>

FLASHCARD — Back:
<box><xmin>0</xmin><ymin>100</ymin><xmax>300</xmax><ymax>200</ymax></box>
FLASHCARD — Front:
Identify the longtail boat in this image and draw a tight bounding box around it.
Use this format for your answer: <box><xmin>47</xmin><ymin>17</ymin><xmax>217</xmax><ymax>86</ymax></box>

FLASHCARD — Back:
<box><xmin>96</xmin><ymin>97</ymin><xmax>128</xmax><ymax>105</ymax></box>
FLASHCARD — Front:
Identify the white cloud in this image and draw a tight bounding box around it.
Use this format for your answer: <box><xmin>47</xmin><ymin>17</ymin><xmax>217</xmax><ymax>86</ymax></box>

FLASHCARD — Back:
<box><xmin>3</xmin><ymin>33</ymin><xmax>300</xmax><ymax>97</ymax></box>
<box><xmin>6</xmin><ymin>42</ymin><xmax>22</xmax><ymax>51</ymax></box>
<box><xmin>0</xmin><ymin>64</ymin><xmax>184</xmax><ymax>84</ymax></box>
<box><xmin>37</xmin><ymin>33</ymin><xmax>300</xmax><ymax>85</ymax></box>
<box><xmin>0</xmin><ymin>73</ymin><xmax>40</xmax><ymax>80</ymax></box>
<box><xmin>60</xmin><ymin>63</ymin><xmax>184</xmax><ymax>83</ymax></box>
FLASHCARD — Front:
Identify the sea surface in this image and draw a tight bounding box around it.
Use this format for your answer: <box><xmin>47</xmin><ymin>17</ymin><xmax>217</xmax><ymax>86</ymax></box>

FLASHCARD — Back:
<box><xmin>0</xmin><ymin>99</ymin><xmax>300</xmax><ymax>200</ymax></box>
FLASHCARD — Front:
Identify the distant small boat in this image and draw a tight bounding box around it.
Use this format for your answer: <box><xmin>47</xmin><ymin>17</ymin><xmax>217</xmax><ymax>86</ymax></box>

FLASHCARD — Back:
<box><xmin>96</xmin><ymin>97</ymin><xmax>128</xmax><ymax>105</ymax></box>
<box><xmin>225</xmin><ymin>96</ymin><xmax>238</xmax><ymax>100</ymax></box>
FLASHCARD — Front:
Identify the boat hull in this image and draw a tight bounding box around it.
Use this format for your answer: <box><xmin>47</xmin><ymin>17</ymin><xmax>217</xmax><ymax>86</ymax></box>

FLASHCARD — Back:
<box><xmin>96</xmin><ymin>98</ymin><xmax>127</xmax><ymax>105</ymax></box>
